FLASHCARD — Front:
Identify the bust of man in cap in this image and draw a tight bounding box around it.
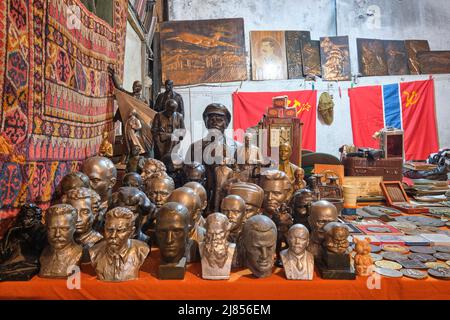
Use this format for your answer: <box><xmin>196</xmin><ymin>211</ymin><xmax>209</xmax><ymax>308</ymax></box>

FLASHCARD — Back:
<box><xmin>227</xmin><ymin>182</ymin><xmax>264</xmax><ymax>226</ymax></box>
<box><xmin>199</xmin><ymin>213</ymin><xmax>235</xmax><ymax>280</ymax></box>
<box><xmin>153</xmin><ymin>79</ymin><xmax>185</xmax><ymax>117</ymax></box>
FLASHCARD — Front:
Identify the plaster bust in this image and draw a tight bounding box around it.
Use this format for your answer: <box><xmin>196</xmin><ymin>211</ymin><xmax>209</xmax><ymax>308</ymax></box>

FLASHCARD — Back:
<box><xmin>281</xmin><ymin>224</ymin><xmax>314</xmax><ymax>280</ymax></box>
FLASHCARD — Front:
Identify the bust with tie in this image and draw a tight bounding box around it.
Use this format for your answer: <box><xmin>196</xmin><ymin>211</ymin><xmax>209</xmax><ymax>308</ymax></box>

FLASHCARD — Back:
<box><xmin>39</xmin><ymin>204</ymin><xmax>83</xmax><ymax>279</ymax></box>
<box><xmin>89</xmin><ymin>207</ymin><xmax>149</xmax><ymax>282</ymax></box>
<box><xmin>280</xmin><ymin>224</ymin><xmax>314</xmax><ymax>280</ymax></box>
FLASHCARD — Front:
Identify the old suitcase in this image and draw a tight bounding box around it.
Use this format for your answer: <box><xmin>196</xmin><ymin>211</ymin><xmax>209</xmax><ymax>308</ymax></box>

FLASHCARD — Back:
<box><xmin>343</xmin><ymin>157</ymin><xmax>403</xmax><ymax>181</ymax></box>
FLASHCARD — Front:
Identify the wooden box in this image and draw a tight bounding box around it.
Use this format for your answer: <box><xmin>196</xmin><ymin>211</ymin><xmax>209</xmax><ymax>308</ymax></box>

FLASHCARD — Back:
<box><xmin>380</xmin><ymin>181</ymin><xmax>429</xmax><ymax>214</ymax></box>
<box><xmin>342</xmin><ymin>156</ymin><xmax>402</xmax><ymax>181</ymax></box>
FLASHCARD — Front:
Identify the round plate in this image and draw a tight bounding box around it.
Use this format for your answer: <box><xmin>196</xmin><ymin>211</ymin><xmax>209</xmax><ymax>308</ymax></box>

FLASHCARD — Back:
<box><xmin>374</xmin><ymin>267</ymin><xmax>403</xmax><ymax>278</ymax></box>
<box><xmin>400</xmin><ymin>260</ymin><xmax>427</xmax><ymax>269</ymax></box>
<box><xmin>408</xmin><ymin>253</ymin><xmax>437</xmax><ymax>263</ymax></box>
<box><xmin>381</xmin><ymin>252</ymin><xmax>409</xmax><ymax>262</ymax></box>
<box><xmin>434</xmin><ymin>252</ymin><xmax>450</xmax><ymax>261</ymax></box>
<box><xmin>433</xmin><ymin>246</ymin><xmax>450</xmax><ymax>253</ymax></box>
<box><xmin>370</xmin><ymin>245</ymin><xmax>382</xmax><ymax>253</ymax></box>
<box><xmin>401</xmin><ymin>269</ymin><xmax>428</xmax><ymax>280</ymax></box>
<box><xmin>382</xmin><ymin>244</ymin><xmax>410</xmax><ymax>254</ymax></box>
<box><xmin>370</xmin><ymin>253</ymin><xmax>383</xmax><ymax>262</ymax></box>
<box><xmin>375</xmin><ymin>260</ymin><xmax>402</xmax><ymax>270</ymax></box>
<box><xmin>425</xmin><ymin>262</ymin><xmax>450</xmax><ymax>269</ymax></box>
<box><xmin>409</xmin><ymin>246</ymin><xmax>436</xmax><ymax>254</ymax></box>
<box><xmin>367</xmin><ymin>227</ymin><xmax>392</xmax><ymax>233</ymax></box>
<box><xmin>428</xmin><ymin>267</ymin><xmax>450</xmax><ymax>280</ymax></box>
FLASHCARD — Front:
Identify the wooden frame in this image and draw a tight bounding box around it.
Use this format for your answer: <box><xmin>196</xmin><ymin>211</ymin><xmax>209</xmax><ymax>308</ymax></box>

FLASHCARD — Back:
<box><xmin>380</xmin><ymin>181</ymin><xmax>428</xmax><ymax>214</ymax></box>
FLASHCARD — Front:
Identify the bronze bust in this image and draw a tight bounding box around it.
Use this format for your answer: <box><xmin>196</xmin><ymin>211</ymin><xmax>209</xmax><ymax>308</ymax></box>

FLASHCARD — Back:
<box><xmin>324</xmin><ymin>222</ymin><xmax>350</xmax><ymax>255</ymax></box>
<box><xmin>220</xmin><ymin>195</ymin><xmax>246</xmax><ymax>243</ymax></box>
<box><xmin>290</xmin><ymin>189</ymin><xmax>314</xmax><ymax>228</ymax></box>
<box><xmin>0</xmin><ymin>204</ymin><xmax>47</xmax><ymax>281</ymax></box>
<box><xmin>122</xmin><ymin>172</ymin><xmax>144</xmax><ymax>190</ymax></box>
<box><xmin>141</xmin><ymin>158</ymin><xmax>167</xmax><ymax>181</ymax></box>
<box><xmin>182</xmin><ymin>162</ymin><xmax>207</xmax><ymax>187</ymax></box>
<box><xmin>89</xmin><ymin>207</ymin><xmax>150</xmax><ymax>282</ymax></box>
<box><xmin>153</xmin><ymin>79</ymin><xmax>185</xmax><ymax>116</ymax></box>
<box><xmin>39</xmin><ymin>204</ymin><xmax>83</xmax><ymax>279</ymax></box>
<box><xmin>227</xmin><ymin>182</ymin><xmax>264</xmax><ymax>226</ymax></box>
<box><xmin>54</xmin><ymin>171</ymin><xmax>90</xmax><ymax>202</ymax></box>
<box><xmin>278</xmin><ymin>143</ymin><xmax>300</xmax><ymax>184</ymax></box>
<box><xmin>307</xmin><ymin>200</ymin><xmax>339</xmax><ymax>260</ymax></box>
<box><xmin>151</xmin><ymin>99</ymin><xmax>185</xmax><ymax>161</ymax></box>
<box><xmin>156</xmin><ymin>202</ymin><xmax>189</xmax><ymax>279</ymax></box>
<box><xmin>241</xmin><ymin>215</ymin><xmax>277</xmax><ymax>278</ymax></box>
<box><xmin>145</xmin><ymin>175</ymin><xmax>175</xmax><ymax>209</ymax></box>
<box><xmin>199</xmin><ymin>213</ymin><xmax>235</xmax><ymax>280</ymax></box>
<box><xmin>184</xmin><ymin>181</ymin><xmax>208</xmax><ymax>224</ymax></box>
<box><xmin>162</xmin><ymin>153</ymin><xmax>184</xmax><ymax>188</ymax></box>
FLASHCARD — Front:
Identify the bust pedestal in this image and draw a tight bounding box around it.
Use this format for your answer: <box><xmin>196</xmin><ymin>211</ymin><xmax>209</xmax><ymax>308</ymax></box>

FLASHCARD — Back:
<box><xmin>317</xmin><ymin>251</ymin><xmax>356</xmax><ymax>280</ymax></box>
<box><xmin>158</xmin><ymin>257</ymin><xmax>186</xmax><ymax>280</ymax></box>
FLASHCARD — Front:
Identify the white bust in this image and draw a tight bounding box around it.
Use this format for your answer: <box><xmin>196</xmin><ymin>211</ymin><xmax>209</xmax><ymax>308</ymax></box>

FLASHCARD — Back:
<box><xmin>281</xmin><ymin>224</ymin><xmax>314</xmax><ymax>280</ymax></box>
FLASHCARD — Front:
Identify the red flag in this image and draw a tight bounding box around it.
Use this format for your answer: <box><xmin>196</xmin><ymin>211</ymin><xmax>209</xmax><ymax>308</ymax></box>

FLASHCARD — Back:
<box><xmin>348</xmin><ymin>85</ymin><xmax>384</xmax><ymax>149</ymax></box>
<box><xmin>232</xmin><ymin>90</ymin><xmax>317</xmax><ymax>151</ymax></box>
<box><xmin>400</xmin><ymin>79</ymin><xmax>439</xmax><ymax>160</ymax></box>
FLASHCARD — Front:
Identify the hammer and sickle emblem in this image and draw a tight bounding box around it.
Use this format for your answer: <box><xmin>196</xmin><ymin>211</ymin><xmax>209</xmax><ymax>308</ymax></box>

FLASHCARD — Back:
<box><xmin>403</xmin><ymin>91</ymin><xmax>420</xmax><ymax>109</ymax></box>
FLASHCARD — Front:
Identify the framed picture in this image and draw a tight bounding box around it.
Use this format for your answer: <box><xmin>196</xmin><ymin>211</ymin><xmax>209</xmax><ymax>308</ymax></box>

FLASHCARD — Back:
<box><xmin>320</xmin><ymin>36</ymin><xmax>351</xmax><ymax>81</ymax></box>
<box><xmin>301</xmin><ymin>39</ymin><xmax>321</xmax><ymax>77</ymax></box>
<box><xmin>160</xmin><ymin>18</ymin><xmax>247</xmax><ymax>86</ymax></box>
<box><xmin>357</xmin><ymin>38</ymin><xmax>388</xmax><ymax>77</ymax></box>
<box><xmin>343</xmin><ymin>176</ymin><xmax>383</xmax><ymax>198</ymax></box>
<box><xmin>251</xmin><ymin>31</ymin><xmax>288</xmax><ymax>80</ymax></box>
<box><xmin>405</xmin><ymin>40</ymin><xmax>430</xmax><ymax>75</ymax></box>
<box><xmin>384</xmin><ymin>40</ymin><xmax>410</xmax><ymax>75</ymax></box>
<box><xmin>285</xmin><ymin>31</ymin><xmax>310</xmax><ymax>79</ymax></box>
<box><xmin>417</xmin><ymin>51</ymin><xmax>450</xmax><ymax>74</ymax></box>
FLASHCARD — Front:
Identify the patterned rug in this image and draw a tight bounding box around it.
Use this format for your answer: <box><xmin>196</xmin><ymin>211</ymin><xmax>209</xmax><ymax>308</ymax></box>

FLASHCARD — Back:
<box><xmin>0</xmin><ymin>0</ymin><xmax>128</xmax><ymax>237</ymax></box>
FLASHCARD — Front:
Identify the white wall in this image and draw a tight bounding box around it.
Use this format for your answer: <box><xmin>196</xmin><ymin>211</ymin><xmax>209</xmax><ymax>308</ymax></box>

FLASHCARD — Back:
<box><xmin>123</xmin><ymin>21</ymin><xmax>143</xmax><ymax>91</ymax></box>
<box><xmin>159</xmin><ymin>0</ymin><xmax>450</xmax><ymax>158</ymax></box>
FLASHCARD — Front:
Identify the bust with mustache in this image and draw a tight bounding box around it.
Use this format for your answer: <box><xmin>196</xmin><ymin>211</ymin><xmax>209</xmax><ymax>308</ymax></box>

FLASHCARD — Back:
<box><xmin>199</xmin><ymin>213</ymin><xmax>235</xmax><ymax>280</ymax></box>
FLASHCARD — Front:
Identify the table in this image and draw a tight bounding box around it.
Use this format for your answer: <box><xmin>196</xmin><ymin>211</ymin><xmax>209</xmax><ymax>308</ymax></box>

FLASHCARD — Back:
<box><xmin>1</xmin><ymin>251</ymin><xmax>449</xmax><ymax>300</ymax></box>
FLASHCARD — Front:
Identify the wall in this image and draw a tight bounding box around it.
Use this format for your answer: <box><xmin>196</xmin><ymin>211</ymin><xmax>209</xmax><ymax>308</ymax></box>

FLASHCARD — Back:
<box><xmin>123</xmin><ymin>21</ymin><xmax>144</xmax><ymax>91</ymax></box>
<box><xmin>161</xmin><ymin>0</ymin><xmax>450</xmax><ymax>158</ymax></box>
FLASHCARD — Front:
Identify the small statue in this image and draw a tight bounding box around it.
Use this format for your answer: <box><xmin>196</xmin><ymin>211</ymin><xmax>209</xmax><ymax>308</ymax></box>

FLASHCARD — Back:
<box><xmin>82</xmin><ymin>156</ymin><xmax>117</xmax><ymax>212</ymax></box>
<box><xmin>122</xmin><ymin>172</ymin><xmax>144</xmax><ymax>190</ymax></box>
<box><xmin>213</xmin><ymin>157</ymin><xmax>235</xmax><ymax>212</ymax></box>
<box><xmin>307</xmin><ymin>174</ymin><xmax>323</xmax><ymax>201</ymax></box>
<box><xmin>220</xmin><ymin>195</ymin><xmax>246</xmax><ymax>243</ymax></box>
<box><xmin>182</xmin><ymin>162</ymin><xmax>207</xmax><ymax>187</ymax></box>
<box><xmin>39</xmin><ymin>204</ymin><xmax>83</xmax><ymax>279</ymax></box>
<box><xmin>354</xmin><ymin>237</ymin><xmax>373</xmax><ymax>276</ymax></box>
<box><xmin>324</xmin><ymin>222</ymin><xmax>350</xmax><ymax>255</ymax></box>
<box><xmin>236</xmin><ymin>132</ymin><xmax>267</xmax><ymax>183</ymax></box>
<box><xmin>307</xmin><ymin>200</ymin><xmax>339</xmax><ymax>260</ymax></box>
<box><xmin>98</xmin><ymin>131</ymin><xmax>113</xmax><ymax>157</ymax></box>
<box><xmin>152</xmin><ymin>99</ymin><xmax>185</xmax><ymax>161</ymax></box>
<box><xmin>167</xmin><ymin>187</ymin><xmax>204</xmax><ymax>263</ymax></box>
<box><xmin>89</xmin><ymin>207</ymin><xmax>150</xmax><ymax>282</ymax></box>
<box><xmin>184</xmin><ymin>181</ymin><xmax>208</xmax><ymax>226</ymax></box>
<box><xmin>156</xmin><ymin>202</ymin><xmax>189</xmax><ymax>279</ymax></box>
<box><xmin>62</xmin><ymin>188</ymin><xmax>103</xmax><ymax>257</ymax></box>
<box><xmin>318</xmin><ymin>92</ymin><xmax>334</xmax><ymax>126</ymax></box>
<box><xmin>278</xmin><ymin>143</ymin><xmax>300</xmax><ymax>184</ymax></box>
<box><xmin>111</xmin><ymin>187</ymin><xmax>156</xmax><ymax>246</ymax></box>
<box><xmin>141</xmin><ymin>158</ymin><xmax>167</xmax><ymax>181</ymax></box>
<box><xmin>259</xmin><ymin>170</ymin><xmax>293</xmax><ymax>266</ymax></box>
<box><xmin>227</xmin><ymin>182</ymin><xmax>264</xmax><ymax>226</ymax></box>
<box><xmin>290</xmin><ymin>189</ymin><xmax>314</xmax><ymax>227</ymax></box>
<box><xmin>0</xmin><ymin>204</ymin><xmax>47</xmax><ymax>281</ymax></box>
<box><xmin>240</xmin><ymin>215</ymin><xmax>277</xmax><ymax>278</ymax></box>
<box><xmin>126</xmin><ymin>145</ymin><xmax>146</xmax><ymax>174</ymax></box>
<box><xmin>161</xmin><ymin>153</ymin><xmax>184</xmax><ymax>188</ymax></box>
<box><xmin>199</xmin><ymin>213</ymin><xmax>235</xmax><ymax>280</ymax></box>
<box><xmin>280</xmin><ymin>224</ymin><xmax>314</xmax><ymax>280</ymax></box>
<box><xmin>125</xmin><ymin>109</ymin><xmax>152</xmax><ymax>160</ymax></box>
<box><xmin>294</xmin><ymin>168</ymin><xmax>306</xmax><ymax>192</ymax></box>
<box><xmin>153</xmin><ymin>79</ymin><xmax>185</xmax><ymax>117</ymax></box>
<box><xmin>108</xmin><ymin>67</ymin><xmax>148</xmax><ymax>103</ymax></box>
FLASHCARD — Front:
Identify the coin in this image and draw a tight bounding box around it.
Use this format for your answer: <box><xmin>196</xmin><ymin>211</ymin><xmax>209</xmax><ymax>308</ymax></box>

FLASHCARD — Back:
<box><xmin>374</xmin><ymin>267</ymin><xmax>403</xmax><ymax>278</ymax></box>
<box><xmin>367</xmin><ymin>227</ymin><xmax>392</xmax><ymax>233</ymax></box>
<box><xmin>370</xmin><ymin>245</ymin><xmax>382</xmax><ymax>253</ymax></box>
<box><xmin>409</xmin><ymin>246</ymin><xmax>436</xmax><ymax>254</ymax></box>
<box><xmin>425</xmin><ymin>262</ymin><xmax>450</xmax><ymax>269</ymax></box>
<box><xmin>408</xmin><ymin>253</ymin><xmax>437</xmax><ymax>263</ymax></box>
<box><xmin>382</xmin><ymin>244</ymin><xmax>410</xmax><ymax>253</ymax></box>
<box><xmin>370</xmin><ymin>253</ymin><xmax>383</xmax><ymax>262</ymax></box>
<box><xmin>433</xmin><ymin>246</ymin><xmax>450</xmax><ymax>253</ymax></box>
<box><xmin>433</xmin><ymin>252</ymin><xmax>450</xmax><ymax>261</ymax></box>
<box><xmin>400</xmin><ymin>259</ymin><xmax>427</xmax><ymax>269</ymax></box>
<box><xmin>401</xmin><ymin>269</ymin><xmax>428</xmax><ymax>280</ymax></box>
<box><xmin>375</xmin><ymin>260</ymin><xmax>402</xmax><ymax>270</ymax></box>
<box><xmin>381</xmin><ymin>252</ymin><xmax>409</xmax><ymax>262</ymax></box>
<box><xmin>428</xmin><ymin>267</ymin><xmax>450</xmax><ymax>279</ymax></box>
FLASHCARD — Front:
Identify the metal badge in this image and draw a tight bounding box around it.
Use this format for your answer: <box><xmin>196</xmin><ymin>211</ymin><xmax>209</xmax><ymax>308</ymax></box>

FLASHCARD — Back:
<box><xmin>400</xmin><ymin>260</ymin><xmax>427</xmax><ymax>270</ymax></box>
<box><xmin>374</xmin><ymin>267</ymin><xmax>403</xmax><ymax>278</ymax></box>
<box><xmin>408</xmin><ymin>253</ymin><xmax>437</xmax><ymax>263</ymax></box>
<box><xmin>409</xmin><ymin>246</ymin><xmax>436</xmax><ymax>254</ymax></box>
<box><xmin>401</xmin><ymin>269</ymin><xmax>428</xmax><ymax>280</ymax></box>
<box><xmin>375</xmin><ymin>260</ymin><xmax>402</xmax><ymax>270</ymax></box>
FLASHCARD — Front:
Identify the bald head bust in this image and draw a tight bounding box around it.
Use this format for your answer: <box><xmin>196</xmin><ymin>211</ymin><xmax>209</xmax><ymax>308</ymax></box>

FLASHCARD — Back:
<box><xmin>82</xmin><ymin>156</ymin><xmax>117</xmax><ymax>203</ymax></box>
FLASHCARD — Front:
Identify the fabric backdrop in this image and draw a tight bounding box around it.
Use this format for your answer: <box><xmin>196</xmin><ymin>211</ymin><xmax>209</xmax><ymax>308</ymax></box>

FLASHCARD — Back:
<box><xmin>232</xmin><ymin>90</ymin><xmax>317</xmax><ymax>151</ymax></box>
<box><xmin>0</xmin><ymin>0</ymin><xmax>128</xmax><ymax>235</ymax></box>
<box><xmin>349</xmin><ymin>79</ymin><xmax>439</xmax><ymax>161</ymax></box>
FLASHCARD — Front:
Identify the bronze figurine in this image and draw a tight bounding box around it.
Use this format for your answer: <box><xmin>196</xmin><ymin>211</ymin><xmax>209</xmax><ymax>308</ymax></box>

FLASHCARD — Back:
<box><xmin>220</xmin><ymin>195</ymin><xmax>246</xmax><ymax>243</ymax></box>
<box><xmin>151</xmin><ymin>99</ymin><xmax>185</xmax><ymax>160</ymax></box>
<box><xmin>290</xmin><ymin>189</ymin><xmax>314</xmax><ymax>228</ymax></box>
<box><xmin>122</xmin><ymin>172</ymin><xmax>144</xmax><ymax>190</ymax></box>
<box><xmin>182</xmin><ymin>162</ymin><xmax>207</xmax><ymax>187</ymax></box>
<box><xmin>153</xmin><ymin>79</ymin><xmax>185</xmax><ymax>116</ymax></box>
<box><xmin>280</xmin><ymin>224</ymin><xmax>314</xmax><ymax>280</ymax></box>
<box><xmin>227</xmin><ymin>182</ymin><xmax>264</xmax><ymax>225</ymax></box>
<box><xmin>199</xmin><ymin>213</ymin><xmax>235</xmax><ymax>280</ymax></box>
<box><xmin>213</xmin><ymin>157</ymin><xmax>235</xmax><ymax>212</ymax></box>
<box><xmin>307</xmin><ymin>200</ymin><xmax>339</xmax><ymax>260</ymax></box>
<box><xmin>324</xmin><ymin>222</ymin><xmax>350</xmax><ymax>255</ymax></box>
<box><xmin>125</xmin><ymin>109</ymin><xmax>153</xmax><ymax>159</ymax></box>
<box><xmin>278</xmin><ymin>143</ymin><xmax>299</xmax><ymax>184</ymax></box>
<box><xmin>98</xmin><ymin>131</ymin><xmax>113</xmax><ymax>158</ymax></box>
<box><xmin>241</xmin><ymin>215</ymin><xmax>277</xmax><ymax>278</ymax></box>
<box><xmin>167</xmin><ymin>187</ymin><xmax>204</xmax><ymax>263</ymax></box>
<box><xmin>141</xmin><ymin>158</ymin><xmax>167</xmax><ymax>181</ymax></box>
<box><xmin>39</xmin><ymin>204</ymin><xmax>83</xmax><ymax>279</ymax></box>
<box><xmin>89</xmin><ymin>207</ymin><xmax>150</xmax><ymax>282</ymax></box>
<box><xmin>126</xmin><ymin>145</ymin><xmax>146</xmax><ymax>174</ymax></box>
<box><xmin>0</xmin><ymin>204</ymin><xmax>47</xmax><ymax>281</ymax></box>
<box><xmin>108</xmin><ymin>67</ymin><xmax>148</xmax><ymax>103</ymax></box>
<box><xmin>156</xmin><ymin>202</ymin><xmax>189</xmax><ymax>279</ymax></box>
